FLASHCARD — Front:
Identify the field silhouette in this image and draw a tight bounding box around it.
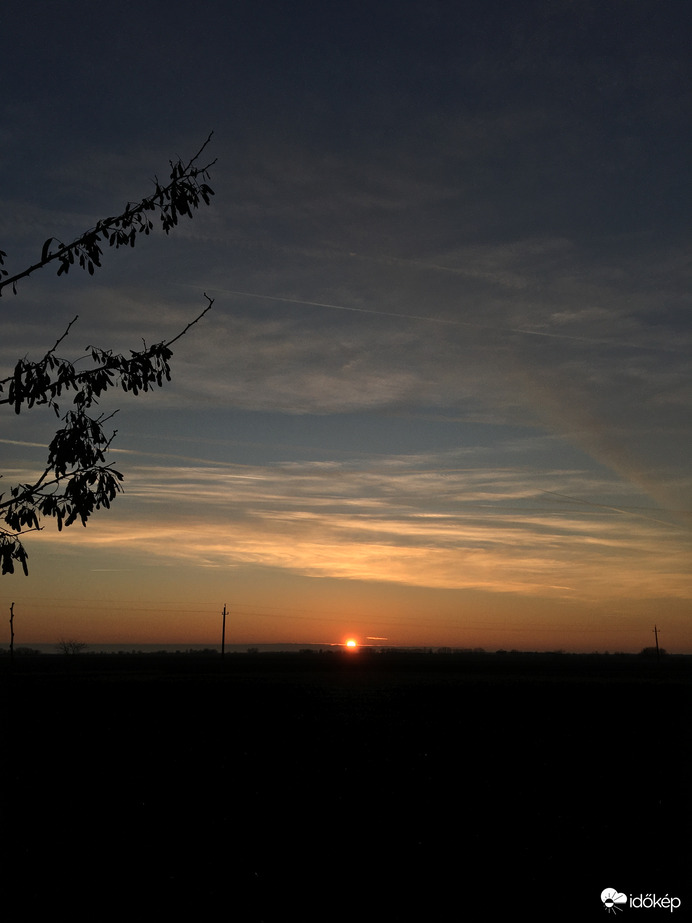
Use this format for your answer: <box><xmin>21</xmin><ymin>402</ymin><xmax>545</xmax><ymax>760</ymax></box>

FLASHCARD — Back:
<box><xmin>3</xmin><ymin>651</ymin><xmax>690</xmax><ymax>919</ymax></box>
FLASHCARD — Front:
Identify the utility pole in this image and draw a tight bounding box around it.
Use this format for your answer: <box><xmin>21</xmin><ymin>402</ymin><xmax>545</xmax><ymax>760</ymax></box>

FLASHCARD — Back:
<box><xmin>221</xmin><ymin>603</ymin><xmax>227</xmax><ymax>659</ymax></box>
<box><xmin>9</xmin><ymin>601</ymin><xmax>15</xmax><ymax>665</ymax></box>
<box><xmin>653</xmin><ymin>624</ymin><xmax>661</xmax><ymax>664</ymax></box>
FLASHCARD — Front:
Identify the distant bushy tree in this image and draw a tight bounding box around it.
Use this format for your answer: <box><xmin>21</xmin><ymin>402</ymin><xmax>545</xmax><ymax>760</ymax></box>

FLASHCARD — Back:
<box><xmin>55</xmin><ymin>638</ymin><xmax>87</xmax><ymax>655</ymax></box>
<box><xmin>0</xmin><ymin>136</ymin><xmax>216</xmax><ymax>575</ymax></box>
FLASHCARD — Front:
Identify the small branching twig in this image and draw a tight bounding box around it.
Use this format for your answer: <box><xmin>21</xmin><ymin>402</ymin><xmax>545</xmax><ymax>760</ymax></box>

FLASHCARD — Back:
<box><xmin>0</xmin><ymin>133</ymin><xmax>215</xmax><ymax>296</ymax></box>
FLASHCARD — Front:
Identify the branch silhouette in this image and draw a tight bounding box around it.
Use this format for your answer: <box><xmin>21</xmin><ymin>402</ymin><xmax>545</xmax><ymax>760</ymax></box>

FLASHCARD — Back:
<box><xmin>0</xmin><ymin>132</ymin><xmax>215</xmax><ymax>296</ymax></box>
<box><xmin>0</xmin><ymin>137</ymin><xmax>215</xmax><ymax>575</ymax></box>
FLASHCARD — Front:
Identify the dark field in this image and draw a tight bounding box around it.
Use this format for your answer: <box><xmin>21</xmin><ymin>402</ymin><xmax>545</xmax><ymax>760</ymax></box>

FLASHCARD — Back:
<box><xmin>3</xmin><ymin>652</ymin><xmax>690</xmax><ymax>919</ymax></box>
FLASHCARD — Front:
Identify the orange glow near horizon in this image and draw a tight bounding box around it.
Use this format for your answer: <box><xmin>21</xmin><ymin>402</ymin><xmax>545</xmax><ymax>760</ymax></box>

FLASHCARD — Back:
<box><xmin>345</xmin><ymin>638</ymin><xmax>358</xmax><ymax>651</ymax></box>
<box><xmin>6</xmin><ymin>534</ymin><xmax>692</xmax><ymax>654</ymax></box>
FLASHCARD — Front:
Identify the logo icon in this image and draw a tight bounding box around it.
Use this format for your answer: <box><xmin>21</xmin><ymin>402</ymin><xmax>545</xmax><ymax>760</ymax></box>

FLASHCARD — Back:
<box><xmin>602</xmin><ymin>889</ymin><xmax>627</xmax><ymax>913</ymax></box>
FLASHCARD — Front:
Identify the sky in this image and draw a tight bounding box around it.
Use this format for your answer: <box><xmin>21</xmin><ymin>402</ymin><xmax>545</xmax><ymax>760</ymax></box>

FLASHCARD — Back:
<box><xmin>0</xmin><ymin>0</ymin><xmax>690</xmax><ymax>652</ymax></box>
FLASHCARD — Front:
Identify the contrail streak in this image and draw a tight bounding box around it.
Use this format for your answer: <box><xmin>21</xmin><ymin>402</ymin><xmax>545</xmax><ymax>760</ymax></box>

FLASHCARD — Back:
<box><xmin>206</xmin><ymin>287</ymin><xmax>674</xmax><ymax>351</ymax></box>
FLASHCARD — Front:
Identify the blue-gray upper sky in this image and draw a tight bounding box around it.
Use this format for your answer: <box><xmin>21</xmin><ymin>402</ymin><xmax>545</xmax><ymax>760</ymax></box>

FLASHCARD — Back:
<box><xmin>1</xmin><ymin>0</ymin><xmax>690</xmax><ymax>650</ymax></box>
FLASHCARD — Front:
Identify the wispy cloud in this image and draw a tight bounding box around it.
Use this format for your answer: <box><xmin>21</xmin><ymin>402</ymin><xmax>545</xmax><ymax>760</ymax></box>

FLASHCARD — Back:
<box><xmin>25</xmin><ymin>451</ymin><xmax>690</xmax><ymax>602</ymax></box>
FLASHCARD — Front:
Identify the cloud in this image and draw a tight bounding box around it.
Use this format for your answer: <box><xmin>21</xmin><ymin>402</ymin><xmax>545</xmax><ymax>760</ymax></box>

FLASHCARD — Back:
<box><xmin>24</xmin><ymin>451</ymin><xmax>690</xmax><ymax>602</ymax></box>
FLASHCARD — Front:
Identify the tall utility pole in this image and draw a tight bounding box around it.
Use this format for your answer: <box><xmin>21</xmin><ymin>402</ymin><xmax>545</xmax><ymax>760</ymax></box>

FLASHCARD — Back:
<box><xmin>653</xmin><ymin>624</ymin><xmax>661</xmax><ymax>664</ymax></box>
<box><xmin>221</xmin><ymin>603</ymin><xmax>227</xmax><ymax>658</ymax></box>
<box><xmin>9</xmin><ymin>601</ymin><xmax>15</xmax><ymax>665</ymax></box>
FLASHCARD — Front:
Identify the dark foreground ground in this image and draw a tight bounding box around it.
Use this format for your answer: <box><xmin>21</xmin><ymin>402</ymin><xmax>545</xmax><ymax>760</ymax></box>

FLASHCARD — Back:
<box><xmin>2</xmin><ymin>652</ymin><xmax>690</xmax><ymax>920</ymax></box>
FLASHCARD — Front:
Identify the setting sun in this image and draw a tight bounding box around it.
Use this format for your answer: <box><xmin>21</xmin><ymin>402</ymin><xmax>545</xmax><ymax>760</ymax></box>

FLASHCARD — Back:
<box><xmin>345</xmin><ymin>639</ymin><xmax>358</xmax><ymax>651</ymax></box>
